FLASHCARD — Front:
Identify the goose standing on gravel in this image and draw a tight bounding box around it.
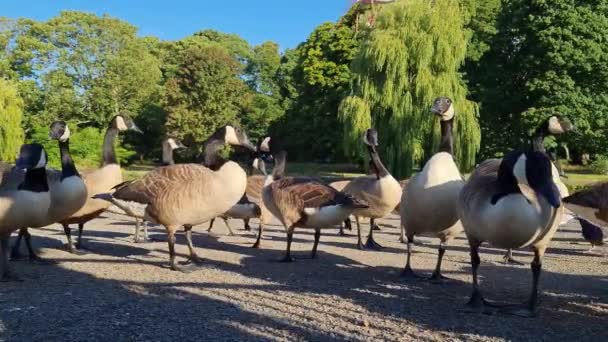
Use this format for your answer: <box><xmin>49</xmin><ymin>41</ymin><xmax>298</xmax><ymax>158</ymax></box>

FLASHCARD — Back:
<box><xmin>96</xmin><ymin>126</ymin><xmax>256</xmax><ymax>271</ymax></box>
<box><xmin>8</xmin><ymin>122</ymin><xmax>87</xmax><ymax>260</ymax></box>
<box><xmin>400</xmin><ymin>97</ymin><xmax>464</xmax><ymax>280</ymax></box>
<box><xmin>342</xmin><ymin>129</ymin><xmax>402</xmax><ymax>249</ymax></box>
<box><xmin>103</xmin><ymin>137</ymin><xmax>186</xmax><ymax>243</ymax></box>
<box><xmin>58</xmin><ymin>114</ymin><xmax>142</xmax><ymax>253</ymax></box>
<box><xmin>504</xmin><ymin>115</ymin><xmax>574</xmax><ymax>264</ymax></box>
<box><xmin>259</xmin><ymin>137</ymin><xmax>368</xmax><ymax>261</ymax></box>
<box><xmin>0</xmin><ymin>144</ymin><xmax>51</xmax><ymax>280</ymax></box>
<box><xmin>459</xmin><ymin>150</ymin><xmax>563</xmax><ymax>317</ymax></box>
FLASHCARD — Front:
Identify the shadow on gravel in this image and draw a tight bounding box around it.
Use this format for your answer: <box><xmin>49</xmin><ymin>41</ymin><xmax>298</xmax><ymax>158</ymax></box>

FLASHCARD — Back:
<box><xmin>1</xmin><ymin>222</ymin><xmax>606</xmax><ymax>341</ymax></box>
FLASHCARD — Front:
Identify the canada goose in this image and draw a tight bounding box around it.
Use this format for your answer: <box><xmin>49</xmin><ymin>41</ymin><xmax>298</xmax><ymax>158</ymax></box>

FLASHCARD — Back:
<box><xmin>8</xmin><ymin>122</ymin><xmax>88</xmax><ymax>260</ymax></box>
<box><xmin>563</xmin><ymin>182</ymin><xmax>608</xmax><ymax>254</ymax></box>
<box><xmin>577</xmin><ymin>217</ymin><xmax>606</xmax><ymax>254</ymax></box>
<box><xmin>104</xmin><ymin>137</ymin><xmax>186</xmax><ymax>243</ymax></box>
<box><xmin>400</xmin><ymin>97</ymin><xmax>464</xmax><ymax>280</ymax></box>
<box><xmin>58</xmin><ymin>114</ymin><xmax>142</xmax><ymax>253</ymax></box>
<box><xmin>259</xmin><ymin>136</ymin><xmax>368</xmax><ymax>262</ymax></box>
<box><xmin>95</xmin><ymin>125</ymin><xmax>256</xmax><ymax>271</ymax></box>
<box><xmin>504</xmin><ymin>115</ymin><xmax>575</xmax><ymax>264</ymax></box>
<box><xmin>342</xmin><ymin>129</ymin><xmax>402</xmax><ymax>250</ymax></box>
<box><xmin>459</xmin><ymin>150</ymin><xmax>563</xmax><ymax>317</ymax></box>
<box><xmin>0</xmin><ymin>144</ymin><xmax>51</xmax><ymax>280</ymax></box>
<box><xmin>207</xmin><ymin>155</ymin><xmax>269</xmax><ymax>237</ymax></box>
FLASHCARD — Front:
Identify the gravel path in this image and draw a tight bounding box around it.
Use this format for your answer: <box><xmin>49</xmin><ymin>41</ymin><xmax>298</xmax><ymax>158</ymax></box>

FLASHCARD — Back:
<box><xmin>0</xmin><ymin>213</ymin><xmax>606</xmax><ymax>341</ymax></box>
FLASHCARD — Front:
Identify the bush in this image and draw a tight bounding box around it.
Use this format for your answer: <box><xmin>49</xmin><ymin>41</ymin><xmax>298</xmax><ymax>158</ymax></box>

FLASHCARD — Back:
<box><xmin>589</xmin><ymin>155</ymin><xmax>608</xmax><ymax>175</ymax></box>
<box><xmin>29</xmin><ymin>123</ymin><xmax>136</xmax><ymax>170</ymax></box>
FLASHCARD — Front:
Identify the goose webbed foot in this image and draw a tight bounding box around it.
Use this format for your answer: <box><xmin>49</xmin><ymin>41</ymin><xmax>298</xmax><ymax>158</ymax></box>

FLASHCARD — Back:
<box><xmin>133</xmin><ymin>237</ymin><xmax>152</xmax><ymax>244</ymax></box>
<box><xmin>503</xmin><ymin>255</ymin><xmax>525</xmax><ymax>265</ymax></box>
<box><xmin>279</xmin><ymin>255</ymin><xmax>295</xmax><ymax>263</ymax></box>
<box><xmin>180</xmin><ymin>255</ymin><xmax>204</xmax><ymax>267</ymax></box>
<box><xmin>400</xmin><ymin>265</ymin><xmax>422</xmax><ymax>279</ymax></box>
<box><xmin>372</xmin><ymin>224</ymin><xmax>381</xmax><ymax>231</ymax></box>
<box><xmin>251</xmin><ymin>240</ymin><xmax>261</xmax><ymax>249</ymax></box>
<box><xmin>428</xmin><ymin>271</ymin><xmax>452</xmax><ymax>284</ymax></box>
<box><xmin>28</xmin><ymin>253</ymin><xmax>56</xmax><ymax>265</ymax></box>
<box><xmin>464</xmin><ymin>289</ymin><xmax>498</xmax><ymax>315</ymax></box>
<box><xmin>64</xmin><ymin>244</ymin><xmax>86</xmax><ymax>255</ymax></box>
<box><xmin>364</xmin><ymin>236</ymin><xmax>383</xmax><ymax>250</ymax></box>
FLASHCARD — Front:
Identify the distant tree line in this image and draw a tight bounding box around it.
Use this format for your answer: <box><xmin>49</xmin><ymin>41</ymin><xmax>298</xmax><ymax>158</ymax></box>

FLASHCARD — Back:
<box><xmin>0</xmin><ymin>0</ymin><xmax>606</xmax><ymax>177</ymax></box>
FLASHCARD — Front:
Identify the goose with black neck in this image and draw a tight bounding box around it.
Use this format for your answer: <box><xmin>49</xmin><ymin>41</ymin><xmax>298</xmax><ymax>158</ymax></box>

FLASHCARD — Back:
<box><xmin>400</xmin><ymin>97</ymin><xmax>465</xmax><ymax>282</ymax></box>
<box><xmin>95</xmin><ymin>125</ymin><xmax>256</xmax><ymax>272</ymax></box>
<box><xmin>58</xmin><ymin>114</ymin><xmax>142</xmax><ymax>253</ymax></box>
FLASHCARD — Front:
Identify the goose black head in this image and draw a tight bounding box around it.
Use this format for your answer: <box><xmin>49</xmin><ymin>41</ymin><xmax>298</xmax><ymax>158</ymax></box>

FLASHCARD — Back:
<box><xmin>215</xmin><ymin>125</ymin><xmax>255</xmax><ymax>151</ymax></box>
<box><xmin>504</xmin><ymin>150</ymin><xmax>561</xmax><ymax>208</ymax></box>
<box><xmin>112</xmin><ymin>113</ymin><xmax>143</xmax><ymax>133</ymax></box>
<box><xmin>16</xmin><ymin>144</ymin><xmax>48</xmax><ymax>170</ymax></box>
<box><xmin>49</xmin><ymin>121</ymin><xmax>71</xmax><ymax>142</ymax></box>
<box><xmin>363</xmin><ymin>128</ymin><xmax>379</xmax><ymax>147</ymax></box>
<box><xmin>430</xmin><ymin>97</ymin><xmax>455</xmax><ymax>121</ymax></box>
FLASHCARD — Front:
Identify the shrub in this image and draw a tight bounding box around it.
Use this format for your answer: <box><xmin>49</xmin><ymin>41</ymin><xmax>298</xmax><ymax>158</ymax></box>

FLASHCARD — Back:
<box><xmin>589</xmin><ymin>155</ymin><xmax>608</xmax><ymax>175</ymax></box>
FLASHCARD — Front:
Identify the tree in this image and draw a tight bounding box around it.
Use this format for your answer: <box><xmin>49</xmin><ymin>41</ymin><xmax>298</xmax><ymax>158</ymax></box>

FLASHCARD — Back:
<box><xmin>0</xmin><ymin>79</ymin><xmax>24</xmax><ymax>162</ymax></box>
<box><xmin>272</xmin><ymin>21</ymin><xmax>359</xmax><ymax>162</ymax></box>
<box><xmin>164</xmin><ymin>46</ymin><xmax>249</xmax><ymax>157</ymax></box>
<box><xmin>471</xmin><ymin>0</ymin><xmax>608</xmax><ymax>160</ymax></box>
<box><xmin>339</xmin><ymin>0</ymin><xmax>481</xmax><ymax>178</ymax></box>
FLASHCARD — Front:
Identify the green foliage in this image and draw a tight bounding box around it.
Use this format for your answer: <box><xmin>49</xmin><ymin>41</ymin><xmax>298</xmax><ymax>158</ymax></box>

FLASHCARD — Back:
<box><xmin>590</xmin><ymin>156</ymin><xmax>608</xmax><ymax>175</ymax></box>
<box><xmin>164</xmin><ymin>45</ymin><xmax>249</xmax><ymax>157</ymax></box>
<box><xmin>470</xmin><ymin>0</ymin><xmax>608</xmax><ymax>160</ymax></box>
<box><xmin>29</xmin><ymin>123</ymin><xmax>136</xmax><ymax>169</ymax></box>
<box><xmin>272</xmin><ymin>21</ymin><xmax>359</xmax><ymax>162</ymax></box>
<box><xmin>340</xmin><ymin>0</ymin><xmax>481</xmax><ymax>178</ymax></box>
<box><xmin>0</xmin><ymin>79</ymin><xmax>24</xmax><ymax>162</ymax></box>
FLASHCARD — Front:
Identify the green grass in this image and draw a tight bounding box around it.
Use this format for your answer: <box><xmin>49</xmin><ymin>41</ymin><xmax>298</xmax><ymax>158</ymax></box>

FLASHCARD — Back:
<box><xmin>562</xmin><ymin>164</ymin><xmax>608</xmax><ymax>187</ymax></box>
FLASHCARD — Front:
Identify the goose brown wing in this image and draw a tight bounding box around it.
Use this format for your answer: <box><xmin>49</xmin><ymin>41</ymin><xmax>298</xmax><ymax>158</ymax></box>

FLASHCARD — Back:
<box><xmin>113</xmin><ymin>164</ymin><xmax>210</xmax><ymax>204</ymax></box>
<box><xmin>563</xmin><ymin>182</ymin><xmax>608</xmax><ymax>209</ymax></box>
<box><xmin>244</xmin><ymin>175</ymin><xmax>265</xmax><ymax>203</ymax></box>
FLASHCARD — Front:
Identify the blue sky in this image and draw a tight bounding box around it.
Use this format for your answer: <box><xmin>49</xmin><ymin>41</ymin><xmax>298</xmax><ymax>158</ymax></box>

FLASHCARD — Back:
<box><xmin>0</xmin><ymin>0</ymin><xmax>351</xmax><ymax>49</ymax></box>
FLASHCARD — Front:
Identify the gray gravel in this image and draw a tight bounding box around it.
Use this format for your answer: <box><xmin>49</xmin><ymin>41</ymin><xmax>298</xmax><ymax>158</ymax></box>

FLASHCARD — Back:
<box><xmin>0</xmin><ymin>213</ymin><xmax>606</xmax><ymax>341</ymax></box>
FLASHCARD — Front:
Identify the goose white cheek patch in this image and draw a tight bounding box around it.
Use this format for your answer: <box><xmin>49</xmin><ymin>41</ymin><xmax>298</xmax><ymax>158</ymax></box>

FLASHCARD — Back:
<box><xmin>168</xmin><ymin>138</ymin><xmax>178</xmax><ymax>149</ymax></box>
<box><xmin>35</xmin><ymin>152</ymin><xmax>47</xmax><ymax>169</ymax></box>
<box><xmin>260</xmin><ymin>137</ymin><xmax>271</xmax><ymax>152</ymax></box>
<box><xmin>513</xmin><ymin>154</ymin><xmax>529</xmax><ymax>185</ymax></box>
<box><xmin>224</xmin><ymin>126</ymin><xmax>239</xmax><ymax>145</ymax></box>
<box><xmin>252</xmin><ymin>158</ymin><xmax>259</xmax><ymax>170</ymax></box>
<box><xmin>116</xmin><ymin>116</ymin><xmax>128</xmax><ymax>131</ymax></box>
<box><xmin>441</xmin><ymin>104</ymin><xmax>455</xmax><ymax>121</ymax></box>
<box><xmin>59</xmin><ymin>126</ymin><xmax>71</xmax><ymax>142</ymax></box>
<box><xmin>548</xmin><ymin>116</ymin><xmax>564</xmax><ymax>134</ymax></box>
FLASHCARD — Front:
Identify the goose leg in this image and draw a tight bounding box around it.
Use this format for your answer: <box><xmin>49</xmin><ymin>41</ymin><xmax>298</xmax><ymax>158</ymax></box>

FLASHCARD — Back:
<box><xmin>75</xmin><ymin>223</ymin><xmax>86</xmax><ymax>250</ymax></box>
<box><xmin>503</xmin><ymin>248</ymin><xmax>524</xmax><ymax>265</ymax></box>
<box><xmin>243</xmin><ymin>218</ymin><xmax>251</xmax><ymax>231</ymax></box>
<box><xmin>166</xmin><ymin>225</ymin><xmax>187</xmax><ymax>273</ymax></box>
<box><xmin>143</xmin><ymin>221</ymin><xmax>149</xmax><ymax>242</ymax></box>
<box><xmin>10</xmin><ymin>228</ymin><xmax>25</xmax><ymax>260</ymax></box>
<box><xmin>252</xmin><ymin>222</ymin><xmax>263</xmax><ymax>249</ymax></box>
<box><xmin>207</xmin><ymin>218</ymin><xmax>215</xmax><ymax>232</ymax></box>
<box><xmin>429</xmin><ymin>241</ymin><xmax>450</xmax><ymax>282</ymax></box>
<box><xmin>134</xmin><ymin>218</ymin><xmax>141</xmax><ymax>243</ymax></box>
<box><xmin>356</xmin><ymin>217</ymin><xmax>364</xmax><ymax>249</ymax></box>
<box><xmin>339</xmin><ymin>218</ymin><xmax>351</xmax><ymax>236</ymax></box>
<box><xmin>280</xmin><ymin>229</ymin><xmax>295</xmax><ymax>262</ymax></box>
<box><xmin>1</xmin><ymin>235</ymin><xmax>20</xmax><ymax>282</ymax></box>
<box><xmin>21</xmin><ymin>228</ymin><xmax>50</xmax><ymax>263</ymax></box>
<box><xmin>465</xmin><ymin>241</ymin><xmax>487</xmax><ymax>312</ymax></box>
<box><xmin>364</xmin><ymin>218</ymin><xmax>383</xmax><ymax>249</ymax></box>
<box><xmin>182</xmin><ymin>224</ymin><xmax>203</xmax><ymax>266</ymax></box>
<box><xmin>311</xmin><ymin>228</ymin><xmax>321</xmax><ymax>258</ymax></box>
<box><xmin>401</xmin><ymin>234</ymin><xmax>420</xmax><ymax>279</ymax></box>
<box><xmin>62</xmin><ymin>224</ymin><xmax>81</xmax><ymax>254</ymax></box>
<box><xmin>223</xmin><ymin>218</ymin><xmax>236</xmax><ymax>236</ymax></box>
<box><xmin>503</xmin><ymin>249</ymin><xmax>543</xmax><ymax>318</ymax></box>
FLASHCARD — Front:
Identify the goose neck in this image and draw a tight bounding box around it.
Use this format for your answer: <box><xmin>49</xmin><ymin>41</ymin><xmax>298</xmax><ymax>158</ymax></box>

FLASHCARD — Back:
<box><xmin>272</xmin><ymin>151</ymin><xmax>287</xmax><ymax>181</ymax></box>
<box><xmin>59</xmin><ymin>139</ymin><xmax>80</xmax><ymax>179</ymax></box>
<box><xmin>531</xmin><ymin>127</ymin><xmax>548</xmax><ymax>153</ymax></box>
<box><xmin>162</xmin><ymin>142</ymin><xmax>175</xmax><ymax>166</ymax></box>
<box><xmin>102</xmin><ymin>126</ymin><xmax>119</xmax><ymax>166</ymax></box>
<box><xmin>439</xmin><ymin>118</ymin><xmax>454</xmax><ymax>155</ymax></box>
<box><xmin>202</xmin><ymin>138</ymin><xmax>226</xmax><ymax>171</ymax></box>
<box><xmin>493</xmin><ymin>159</ymin><xmax>522</xmax><ymax>203</ymax></box>
<box><xmin>20</xmin><ymin>168</ymin><xmax>49</xmax><ymax>192</ymax></box>
<box><xmin>367</xmin><ymin>145</ymin><xmax>388</xmax><ymax>179</ymax></box>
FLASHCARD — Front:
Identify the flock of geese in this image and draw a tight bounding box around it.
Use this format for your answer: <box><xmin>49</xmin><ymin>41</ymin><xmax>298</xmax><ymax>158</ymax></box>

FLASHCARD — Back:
<box><xmin>0</xmin><ymin>97</ymin><xmax>606</xmax><ymax>318</ymax></box>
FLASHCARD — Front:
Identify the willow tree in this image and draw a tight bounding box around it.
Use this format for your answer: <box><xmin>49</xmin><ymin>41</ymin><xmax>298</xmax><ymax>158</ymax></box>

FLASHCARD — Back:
<box><xmin>339</xmin><ymin>0</ymin><xmax>480</xmax><ymax>178</ymax></box>
<box><xmin>0</xmin><ymin>79</ymin><xmax>24</xmax><ymax>161</ymax></box>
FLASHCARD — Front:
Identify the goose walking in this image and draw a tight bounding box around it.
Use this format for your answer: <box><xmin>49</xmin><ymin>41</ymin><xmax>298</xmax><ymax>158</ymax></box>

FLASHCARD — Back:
<box><xmin>342</xmin><ymin>129</ymin><xmax>402</xmax><ymax>249</ymax></box>
<box><xmin>459</xmin><ymin>150</ymin><xmax>563</xmax><ymax>317</ymax></box>
<box><xmin>259</xmin><ymin>137</ymin><xmax>367</xmax><ymax>261</ymax></box>
<box><xmin>563</xmin><ymin>182</ymin><xmax>608</xmax><ymax>254</ymax></box>
<box><xmin>400</xmin><ymin>97</ymin><xmax>464</xmax><ymax>280</ymax></box>
<box><xmin>96</xmin><ymin>126</ymin><xmax>256</xmax><ymax>271</ymax></box>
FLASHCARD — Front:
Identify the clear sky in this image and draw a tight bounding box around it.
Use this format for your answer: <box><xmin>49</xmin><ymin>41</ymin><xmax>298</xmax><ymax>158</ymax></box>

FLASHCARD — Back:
<box><xmin>0</xmin><ymin>0</ymin><xmax>351</xmax><ymax>49</ymax></box>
